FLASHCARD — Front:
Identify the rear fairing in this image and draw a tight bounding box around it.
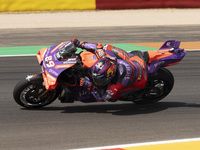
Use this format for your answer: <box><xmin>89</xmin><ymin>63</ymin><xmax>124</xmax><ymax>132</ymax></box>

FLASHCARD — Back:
<box><xmin>147</xmin><ymin>40</ymin><xmax>186</xmax><ymax>76</ymax></box>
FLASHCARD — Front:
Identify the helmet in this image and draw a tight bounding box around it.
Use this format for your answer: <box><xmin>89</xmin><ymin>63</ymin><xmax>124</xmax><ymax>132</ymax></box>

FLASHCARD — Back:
<box><xmin>57</xmin><ymin>41</ymin><xmax>77</xmax><ymax>60</ymax></box>
<box><xmin>91</xmin><ymin>57</ymin><xmax>117</xmax><ymax>86</ymax></box>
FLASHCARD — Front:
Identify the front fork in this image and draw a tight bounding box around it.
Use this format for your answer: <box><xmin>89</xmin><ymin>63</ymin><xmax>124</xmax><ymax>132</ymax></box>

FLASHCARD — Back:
<box><xmin>25</xmin><ymin>72</ymin><xmax>50</xmax><ymax>98</ymax></box>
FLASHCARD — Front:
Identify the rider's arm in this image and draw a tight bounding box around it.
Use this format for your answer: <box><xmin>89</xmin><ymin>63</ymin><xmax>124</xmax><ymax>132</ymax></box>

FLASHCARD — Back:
<box><xmin>71</xmin><ymin>38</ymin><xmax>106</xmax><ymax>59</ymax></box>
<box><xmin>105</xmin><ymin>44</ymin><xmax>132</xmax><ymax>61</ymax></box>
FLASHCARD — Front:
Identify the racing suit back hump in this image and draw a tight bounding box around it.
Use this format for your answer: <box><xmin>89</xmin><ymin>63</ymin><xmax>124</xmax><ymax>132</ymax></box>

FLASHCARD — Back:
<box><xmin>104</xmin><ymin>45</ymin><xmax>148</xmax><ymax>100</ymax></box>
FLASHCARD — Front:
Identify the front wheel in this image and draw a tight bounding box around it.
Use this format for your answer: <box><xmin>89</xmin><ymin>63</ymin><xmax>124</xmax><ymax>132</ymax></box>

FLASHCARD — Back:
<box><xmin>13</xmin><ymin>78</ymin><xmax>58</xmax><ymax>108</ymax></box>
<box><xmin>134</xmin><ymin>68</ymin><xmax>174</xmax><ymax>104</ymax></box>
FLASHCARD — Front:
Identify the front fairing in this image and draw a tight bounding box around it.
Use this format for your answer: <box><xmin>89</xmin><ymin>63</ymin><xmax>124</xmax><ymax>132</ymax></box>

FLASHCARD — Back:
<box><xmin>37</xmin><ymin>41</ymin><xmax>78</xmax><ymax>90</ymax></box>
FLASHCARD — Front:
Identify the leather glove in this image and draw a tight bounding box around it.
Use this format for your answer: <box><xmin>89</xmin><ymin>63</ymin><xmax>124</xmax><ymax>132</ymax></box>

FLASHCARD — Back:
<box><xmin>71</xmin><ymin>38</ymin><xmax>86</xmax><ymax>48</ymax></box>
<box><xmin>80</xmin><ymin>76</ymin><xmax>93</xmax><ymax>89</ymax></box>
<box><xmin>71</xmin><ymin>38</ymin><xmax>80</xmax><ymax>47</ymax></box>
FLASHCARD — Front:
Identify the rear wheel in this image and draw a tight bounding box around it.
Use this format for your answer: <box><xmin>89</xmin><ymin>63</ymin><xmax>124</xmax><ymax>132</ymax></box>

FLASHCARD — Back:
<box><xmin>13</xmin><ymin>78</ymin><xmax>58</xmax><ymax>108</ymax></box>
<box><xmin>134</xmin><ymin>68</ymin><xmax>174</xmax><ymax>104</ymax></box>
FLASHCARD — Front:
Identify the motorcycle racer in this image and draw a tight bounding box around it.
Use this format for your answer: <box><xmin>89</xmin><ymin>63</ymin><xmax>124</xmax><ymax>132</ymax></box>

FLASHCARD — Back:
<box><xmin>13</xmin><ymin>38</ymin><xmax>186</xmax><ymax>108</ymax></box>
<box><xmin>64</xmin><ymin>38</ymin><xmax>148</xmax><ymax>102</ymax></box>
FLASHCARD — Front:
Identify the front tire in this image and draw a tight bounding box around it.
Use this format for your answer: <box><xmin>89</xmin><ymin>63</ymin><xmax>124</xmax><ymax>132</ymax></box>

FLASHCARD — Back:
<box><xmin>13</xmin><ymin>78</ymin><xmax>58</xmax><ymax>108</ymax></box>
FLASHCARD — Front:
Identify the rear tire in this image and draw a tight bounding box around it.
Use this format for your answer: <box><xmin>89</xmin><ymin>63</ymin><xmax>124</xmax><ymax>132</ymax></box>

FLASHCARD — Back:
<box><xmin>13</xmin><ymin>78</ymin><xmax>58</xmax><ymax>108</ymax></box>
<box><xmin>134</xmin><ymin>68</ymin><xmax>174</xmax><ymax>104</ymax></box>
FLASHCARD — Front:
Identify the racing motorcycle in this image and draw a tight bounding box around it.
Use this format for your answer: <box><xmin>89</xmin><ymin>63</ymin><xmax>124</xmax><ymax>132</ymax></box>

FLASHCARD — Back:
<box><xmin>13</xmin><ymin>40</ymin><xmax>186</xmax><ymax>108</ymax></box>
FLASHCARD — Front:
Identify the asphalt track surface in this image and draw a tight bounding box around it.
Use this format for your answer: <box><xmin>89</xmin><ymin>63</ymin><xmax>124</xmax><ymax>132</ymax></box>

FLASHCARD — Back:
<box><xmin>0</xmin><ymin>25</ymin><xmax>200</xmax><ymax>150</ymax></box>
<box><xmin>1</xmin><ymin>25</ymin><xmax>200</xmax><ymax>47</ymax></box>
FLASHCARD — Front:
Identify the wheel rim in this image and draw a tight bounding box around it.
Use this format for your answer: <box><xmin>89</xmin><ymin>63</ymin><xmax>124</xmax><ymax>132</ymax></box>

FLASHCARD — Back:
<box><xmin>20</xmin><ymin>84</ymin><xmax>56</xmax><ymax>107</ymax></box>
<box><xmin>145</xmin><ymin>79</ymin><xmax>170</xmax><ymax>100</ymax></box>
